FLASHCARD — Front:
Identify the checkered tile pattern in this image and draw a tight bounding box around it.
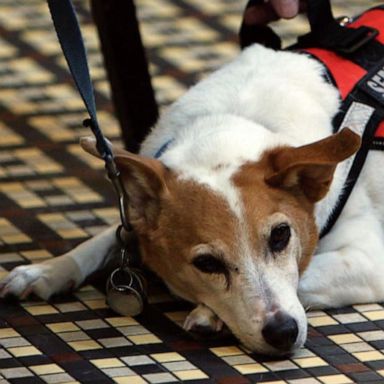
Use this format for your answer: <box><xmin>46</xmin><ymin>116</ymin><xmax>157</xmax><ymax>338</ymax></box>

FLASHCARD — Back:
<box><xmin>0</xmin><ymin>0</ymin><xmax>383</xmax><ymax>383</ymax></box>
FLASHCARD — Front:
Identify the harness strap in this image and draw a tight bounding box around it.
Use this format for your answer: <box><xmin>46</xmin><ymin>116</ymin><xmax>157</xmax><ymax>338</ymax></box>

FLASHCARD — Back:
<box><xmin>319</xmin><ymin>103</ymin><xmax>376</xmax><ymax>238</ymax></box>
<box><xmin>154</xmin><ymin>139</ymin><xmax>174</xmax><ymax>159</ymax></box>
<box><xmin>239</xmin><ymin>0</ymin><xmax>281</xmax><ymax>50</ymax></box>
<box><xmin>47</xmin><ymin>0</ymin><xmax>132</xmax><ymax>232</ymax></box>
<box><xmin>300</xmin><ymin>0</ymin><xmax>378</xmax><ymax>54</ymax></box>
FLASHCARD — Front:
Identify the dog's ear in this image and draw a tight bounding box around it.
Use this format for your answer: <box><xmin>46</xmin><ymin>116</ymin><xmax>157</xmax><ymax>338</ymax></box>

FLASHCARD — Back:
<box><xmin>265</xmin><ymin>128</ymin><xmax>361</xmax><ymax>202</ymax></box>
<box><xmin>80</xmin><ymin>136</ymin><xmax>169</xmax><ymax>230</ymax></box>
<box><xmin>80</xmin><ymin>136</ymin><xmax>127</xmax><ymax>157</ymax></box>
<box><xmin>114</xmin><ymin>153</ymin><xmax>170</xmax><ymax>231</ymax></box>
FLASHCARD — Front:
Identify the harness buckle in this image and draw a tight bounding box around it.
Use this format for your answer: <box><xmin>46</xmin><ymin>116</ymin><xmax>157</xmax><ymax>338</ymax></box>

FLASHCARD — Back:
<box><xmin>297</xmin><ymin>25</ymin><xmax>378</xmax><ymax>54</ymax></box>
<box><xmin>339</xmin><ymin>26</ymin><xmax>379</xmax><ymax>54</ymax></box>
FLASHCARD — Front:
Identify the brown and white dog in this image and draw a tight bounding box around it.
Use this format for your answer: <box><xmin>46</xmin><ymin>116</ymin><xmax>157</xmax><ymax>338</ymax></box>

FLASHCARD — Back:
<box><xmin>2</xmin><ymin>44</ymin><xmax>384</xmax><ymax>355</ymax></box>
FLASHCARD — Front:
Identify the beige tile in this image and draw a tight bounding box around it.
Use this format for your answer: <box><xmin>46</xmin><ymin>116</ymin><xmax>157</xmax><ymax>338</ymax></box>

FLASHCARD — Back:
<box><xmin>83</xmin><ymin>299</ymin><xmax>108</xmax><ymax>309</ymax></box>
<box><xmin>308</xmin><ymin>316</ymin><xmax>338</xmax><ymax>327</ymax></box>
<box><xmin>106</xmin><ymin>317</ymin><xmax>138</xmax><ymax>327</ymax></box>
<box><xmin>2</xmin><ymin>233</ymin><xmax>31</xmax><ymax>244</ymax></box>
<box><xmin>318</xmin><ymin>374</ymin><xmax>353</xmax><ymax>384</ymax></box>
<box><xmin>91</xmin><ymin>358</ymin><xmax>125</xmax><ymax>368</ymax></box>
<box><xmin>328</xmin><ymin>333</ymin><xmax>362</xmax><ymax>344</ymax></box>
<box><xmin>129</xmin><ymin>334</ymin><xmax>161</xmax><ymax>345</ymax></box>
<box><xmin>363</xmin><ymin>310</ymin><xmax>384</xmax><ymax>321</ymax></box>
<box><xmin>25</xmin><ymin>304</ymin><xmax>58</xmax><ymax>315</ymax></box>
<box><xmin>353</xmin><ymin>303</ymin><xmax>383</xmax><ymax>312</ymax></box>
<box><xmin>30</xmin><ymin>364</ymin><xmax>64</xmax><ymax>375</ymax></box>
<box><xmin>57</xmin><ymin>228</ymin><xmax>88</xmax><ymax>239</ymax></box>
<box><xmin>258</xmin><ymin>382</ymin><xmax>286</xmax><ymax>384</ymax></box>
<box><xmin>377</xmin><ymin>369</ymin><xmax>384</xmax><ymax>377</ymax></box>
<box><xmin>47</xmin><ymin>322</ymin><xmax>80</xmax><ymax>333</ymax></box>
<box><xmin>151</xmin><ymin>352</ymin><xmax>185</xmax><ymax>363</ymax></box>
<box><xmin>0</xmin><ymin>328</ymin><xmax>20</xmax><ymax>338</ymax></box>
<box><xmin>21</xmin><ymin>250</ymin><xmax>53</xmax><ymax>260</ymax></box>
<box><xmin>68</xmin><ymin>340</ymin><xmax>101</xmax><ymax>351</ymax></box>
<box><xmin>234</xmin><ymin>363</ymin><xmax>268</xmax><ymax>374</ymax></box>
<box><xmin>174</xmin><ymin>369</ymin><xmax>208</xmax><ymax>380</ymax></box>
<box><xmin>293</xmin><ymin>357</ymin><xmax>328</xmax><ymax>368</ymax></box>
<box><xmin>8</xmin><ymin>346</ymin><xmax>42</xmax><ymax>357</ymax></box>
<box><xmin>210</xmin><ymin>346</ymin><xmax>243</xmax><ymax>357</ymax></box>
<box><xmin>353</xmin><ymin>350</ymin><xmax>384</xmax><ymax>362</ymax></box>
<box><xmin>114</xmin><ymin>377</ymin><xmax>147</xmax><ymax>384</ymax></box>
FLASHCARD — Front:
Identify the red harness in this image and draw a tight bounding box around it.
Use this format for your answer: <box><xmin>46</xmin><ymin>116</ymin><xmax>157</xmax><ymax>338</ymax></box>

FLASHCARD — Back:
<box><xmin>304</xmin><ymin>7</ymin><xmax>384</xmax><ymax>144</ymax></box>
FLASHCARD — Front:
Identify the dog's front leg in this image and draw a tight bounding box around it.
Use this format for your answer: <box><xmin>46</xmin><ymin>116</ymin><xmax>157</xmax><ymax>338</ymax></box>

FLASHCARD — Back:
<box><xmin>0</xmin><ymin>226</ymin><xmax>119</xmax><ymax>300</ymax></box>
<box><xmin>298</xmin><ymin>212</ymin><xmax>384</xmax><ymax>309</ymax></box>
<box><xmin>183</xmin><ymin>304</ymin><xmax>223</xmax><ymax>334</ymax></box>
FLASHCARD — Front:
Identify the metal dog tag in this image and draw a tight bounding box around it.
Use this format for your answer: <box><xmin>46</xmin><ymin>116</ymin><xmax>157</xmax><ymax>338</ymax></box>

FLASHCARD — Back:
<box><xmin>106</xmin><ymin>268</ymin><xmax>146</xmax><ymax>317</ymax></box>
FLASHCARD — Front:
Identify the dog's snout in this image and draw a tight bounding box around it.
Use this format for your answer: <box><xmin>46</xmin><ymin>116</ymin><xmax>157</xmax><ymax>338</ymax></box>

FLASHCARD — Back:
<box><xmin>262</xmin><ymin>311</ymin><xmax>298</xmax><ymax>351</ymax></box>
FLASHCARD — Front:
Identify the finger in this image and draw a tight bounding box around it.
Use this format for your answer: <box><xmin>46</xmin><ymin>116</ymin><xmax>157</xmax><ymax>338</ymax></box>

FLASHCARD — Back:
<box><xmin>299</xmin><ymin>0</ymin><xmax>307</xmax><ymax>13</ymax></box>
<box><xmin>243</xmin><ymin>2</ymin><xmax>279</xmax><ymax>26</ymax></box>
<box><xmin>270</xmin><ymin>0</ymin><xmax>299</xmax><ymax>19</ymax></box>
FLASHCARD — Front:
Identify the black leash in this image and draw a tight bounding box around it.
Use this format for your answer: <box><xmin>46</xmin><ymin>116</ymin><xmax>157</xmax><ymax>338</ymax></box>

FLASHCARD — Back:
<box><xmin>47</xmin><ymin>0</ymin><xmax>146</xmax><ymax>316</ymax></box>
<box><xmin>47</xmin><ymin>0</ymin><xmax>131</xmax><ymax>233</ymax></box>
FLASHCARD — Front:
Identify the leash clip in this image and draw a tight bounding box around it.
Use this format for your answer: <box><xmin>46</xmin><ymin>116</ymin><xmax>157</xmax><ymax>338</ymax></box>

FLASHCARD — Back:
<box><xmin>104</xmin><ymin>156</ymin><xmax>132</xmax><ymax>233</ymax></box>
<box><xmin>106</xmin><ymin>225</ymin><xmax>147</xmax><ymax>316</ymax></box>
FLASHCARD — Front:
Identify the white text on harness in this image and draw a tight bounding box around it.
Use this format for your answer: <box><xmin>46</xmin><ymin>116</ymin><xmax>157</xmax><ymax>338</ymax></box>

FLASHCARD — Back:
<box><xmin>367</xmin><ymin>67</ymin><xmax>384</xmax><ymax>98</ymax></box>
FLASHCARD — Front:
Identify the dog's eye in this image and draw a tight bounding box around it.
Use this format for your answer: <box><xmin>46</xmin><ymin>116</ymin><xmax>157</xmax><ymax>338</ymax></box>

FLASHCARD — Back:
<box><xmin>192</xmin><ymin>254</ymin><xmax>227</xmax><ymax>274</ymax></box>
<box><xmin>269</xmin><ymin>223</ymin><xmax>291</xmax><ymax>252</ymax></box>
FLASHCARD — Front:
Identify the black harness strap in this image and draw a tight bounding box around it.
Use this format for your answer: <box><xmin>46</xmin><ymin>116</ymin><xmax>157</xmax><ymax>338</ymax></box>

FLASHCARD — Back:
<box><xmin>47</xmin><ymin>0</ymin><xmax>132</xmax><ymax>233</ymax></box>
<box><xmin>320</xmin><ymin>108</ymin><xmax>381</xmax><ymax>238</ymax></box>
<box><xmin>300</xmin><ymin>0</ymin><xmax>378</xmax><ymax>54</ymax></box>
<box><xmin>239</xmin><ymin>0</ymin><xmax>282</xmax><ymax>50</ymax></box>
<box><xmin>240</xmin><ymin>0</ymin><xmax>378</xmax><ymax>53</ymax></box>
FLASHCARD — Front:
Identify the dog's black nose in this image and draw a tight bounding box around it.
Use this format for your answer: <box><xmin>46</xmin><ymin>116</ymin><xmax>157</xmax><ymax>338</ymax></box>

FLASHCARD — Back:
<box><xmin>262</xmin><ymin>311</ymin><xmax>298</xmax><ymax>351</ymax></box>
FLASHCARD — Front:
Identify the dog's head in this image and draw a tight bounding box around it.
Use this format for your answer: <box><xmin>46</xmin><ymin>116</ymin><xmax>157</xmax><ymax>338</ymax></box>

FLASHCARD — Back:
<box><xmin>81</xmin><ymin>127</ymin><xmax>360</xmax><ymax>355</ymax></box>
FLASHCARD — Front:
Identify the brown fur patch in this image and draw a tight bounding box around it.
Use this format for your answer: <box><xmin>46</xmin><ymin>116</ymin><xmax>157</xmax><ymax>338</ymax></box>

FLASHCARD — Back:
<box><xmin>232</xmin><ymin>154</ymin><xmax>318</xmax><ymax>274</ymax></box>
<box><xmin>138</xmin><ymin>175</ymin><xmax>239</xmax><ymax>301</ymax></box>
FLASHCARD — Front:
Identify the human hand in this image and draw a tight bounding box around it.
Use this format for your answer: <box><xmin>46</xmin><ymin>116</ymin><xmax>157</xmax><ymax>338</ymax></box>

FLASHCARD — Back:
<box><xmin>243</xmin><ymin>0</ymin><xmax>306</xmax><ymax>25</ymax></box>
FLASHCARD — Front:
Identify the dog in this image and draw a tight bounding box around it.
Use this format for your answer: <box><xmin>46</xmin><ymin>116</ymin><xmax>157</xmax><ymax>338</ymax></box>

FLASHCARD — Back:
<box><xmin>1</xmin><ymin>40</ymin><xmax>384</xmax><ymax>355</ymax></box>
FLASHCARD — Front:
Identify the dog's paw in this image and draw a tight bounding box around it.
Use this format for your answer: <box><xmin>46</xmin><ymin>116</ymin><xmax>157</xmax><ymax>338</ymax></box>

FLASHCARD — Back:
<box><xmin>183</xmin><ymin>304</ymin><xmax>223</xmax><ymax>335</ymax></box>
<box><xmin>298</xmin><ymin>280</ymin><xmax>328</xmax><ymax>310</ymax></box>
<box><xmin>0</xmin><ymin>256</ymin><xmax>82</xmax><ymax>301</ymax></box>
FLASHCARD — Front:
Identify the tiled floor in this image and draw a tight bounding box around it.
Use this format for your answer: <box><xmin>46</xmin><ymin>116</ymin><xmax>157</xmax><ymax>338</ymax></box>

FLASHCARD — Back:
<box><xmin>0</xmin><ymin>0</ymin><xmax>384</xmax><ymax>383</ymax></box>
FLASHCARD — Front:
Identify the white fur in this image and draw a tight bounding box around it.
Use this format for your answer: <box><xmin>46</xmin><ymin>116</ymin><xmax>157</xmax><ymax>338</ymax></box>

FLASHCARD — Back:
<box><xmin>2</xmin><ymin>44</ymin><xmax>384</xmax><ymax>353</ymax></box>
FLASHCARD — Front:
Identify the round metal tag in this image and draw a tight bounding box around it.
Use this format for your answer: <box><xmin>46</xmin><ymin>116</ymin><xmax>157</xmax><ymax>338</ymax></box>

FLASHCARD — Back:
<box><xmin>106</xmin><ymin>268</ymin><xmax>146</xmax><ymax>317</ymax></box>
